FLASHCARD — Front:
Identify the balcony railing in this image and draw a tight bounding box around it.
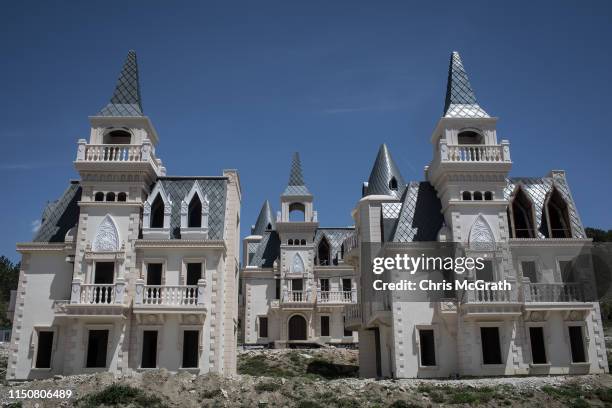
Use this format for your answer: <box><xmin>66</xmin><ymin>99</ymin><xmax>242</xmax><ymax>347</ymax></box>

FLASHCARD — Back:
<box><xmin>134</xmin><ymin>280</ymin><xmax>205</xmax><ymax>307</ymax></box>
<box><xmin>70</xmin><ymin>279</ymin><xmax>126</xmax><ymax>305</ymax></box>
<box><xmin>524</xmin><ymin>283</ymin><xmax>585</xmax><ymax>303</ymax></box>
<box><xmin>317</xmin><ymin>290</ymin><xmax>356</xmax><ymax>304</ymax></box>
<box><xmin>436</xmin><ymin>140</ymin><xmax>511</xmax><ymax>164</ymax></box>
<box><xmin>282</xmin><ymin>290</ymin><xmax>311</xmax><ymax>303</ymax></box>
<box><xmin>75</xmin><ymin>139</ymin><xmax>164</xmax><ymax>175</ymax></box>
<box><xmin>462</xmin><ymin>282</ymin><xmax>518</xmax><ymax>303</ymax></box>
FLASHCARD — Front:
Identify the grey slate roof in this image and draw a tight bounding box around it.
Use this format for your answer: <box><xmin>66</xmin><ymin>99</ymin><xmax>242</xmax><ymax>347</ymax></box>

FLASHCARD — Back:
<box><xmin>443</xmin><ymin>52</ymin><xmax>489</xmax><ymax>118</ymax></box>
<box><xmin>314</xmin><ymin>228</ymin><xmax>356</xmax><ymax>259</ymax></box>
<box><xmin>504</xmin><ymin>174</ymin><xmax>586</xmax><ymax>239</ymax></box>
<box><xmin>97</xmin><ymin>50</ymin><xmax>144</xmax><ymax>117</ymax></box>
<box><xmin>34</xmin><ymin>182</ymin><xmax>81</xmax><ymax>243</ymax></box>
<box><xmin>391</xmin><ymin>182</ymin><xmax>444</xmax><ymax>242</ymax></box>
<box><xmin>153</xmin><ymin>177</ymin><xmax>227</xmax><ymax>239</ymax></box>
<box><xmin>363</xmin><ymin>144</ymin><xmax>406</xmax><ymax>199</ymax></box>
<box><xmin>251</xmin><ymin>200</ymin><xmax>275</xmax><ymax>235</ymax></box>
<box><xmin>282</xmin><ymin>152</ymin><xmax>311</xmax><ymax>196</ymax></box>
<box><xmin>249</xmin><ymin>231</ymin><xmax>281</xmax><ymax>268</ymax></box>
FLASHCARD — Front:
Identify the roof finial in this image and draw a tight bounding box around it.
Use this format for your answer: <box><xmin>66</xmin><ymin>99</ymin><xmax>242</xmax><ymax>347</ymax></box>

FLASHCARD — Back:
<box><xmin>364</xmin><ymin>144</ymin><xmax>406</xmax><ymax>199</ymax></box>
<box><xmin>97</xmin><ymin>50</ymin><xmax>144</xmax><ymax>117</ymax></box>
<box><xmin>282</xmin><ymin>152</ymin><xmax>311</xmax><ymax>196</ymax></box>
<box><xmin>251</xmin><ymin>200</ymin><xmax>275</xmax><ymax>235</ymax></box>
<box><xmin>443</xmin><ymin>51</ymin><xmax>489</xmax><ymax>118</ymax></box>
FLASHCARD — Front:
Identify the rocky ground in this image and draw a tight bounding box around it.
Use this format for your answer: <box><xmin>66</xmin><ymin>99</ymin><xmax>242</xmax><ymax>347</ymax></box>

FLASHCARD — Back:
<box><xmin>1</xmin><ymin>346</ymin><xmax>612</xmax><ymax>407</ymax></box>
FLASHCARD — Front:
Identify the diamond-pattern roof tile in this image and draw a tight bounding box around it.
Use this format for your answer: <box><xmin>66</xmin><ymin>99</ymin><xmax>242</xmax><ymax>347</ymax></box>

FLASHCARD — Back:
<box><xmin>364</xmin><ymin>144</ymin><xmax>406</xmax><ymax>199</ymax></box>
<box><xmin>33</xmin><ymin>182</ymin><xmax>81</xmax><ymax>243</ymax></box>
<box><xmin>443</xmin><ymin>52</ymin><xmax>489</xmax><ymax>118</ymax></box>
<box><xmin>97</xmin><ymin>50</ymin><xmax>144</xmax><ymax>117</ymax></box>
<box><xmin>282</xmin><ymin>152</ymin><xmax>312</xmax><ymax>196</ymax></box>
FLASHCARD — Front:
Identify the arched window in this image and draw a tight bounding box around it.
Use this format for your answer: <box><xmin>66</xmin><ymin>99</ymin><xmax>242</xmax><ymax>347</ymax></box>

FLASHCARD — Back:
<box><xmin>317</xmin><ymin>237</ymin><xmax>331</xmax><ymax>266</ymax></box>
<box><xmin>300</xmin><ymin>239</ymin><xmax>306</xmax><ymax>245</ymax></box>
<box><xmin>544</xmin><ymin>188</ymin><xmax>572</xmax><ymax>238</ymax></box>
<box><xmin>103</xmin><ymin>129</ymin><xmax>132</xmax><ymax>145</ymax></box>
<box><xmin>94</xmin><ymin>192</ymin><xmax>104</xmax><ymax>202</ymax></box>
<box><xmin>105</xmin><ymin>192</ymin><xmax>116</xmax><ymax>202</ymax></box>
<box><xmin>484</xmin><ymin>191</ymin><xmax>493</xmax><ymax>201</ymax></box>
<box><xmin>389</xmin><ymin>177</ymin><xmax>398</xmax><ymax>191</ymax></box>
<box><xmin>117</xmin><ymin>192</ymin><xmax>127</xmax><ymax>202</ymax></box>
<box><xmin>473</xmin><ymin>191</ymin><xmax>483</xmax><ymax>201</ymax></box>
<box><xmin>288</xmin><ymin>239</ymin><xmax>294</xmax><ymax>245</ymax></box>
<box><xmin>150</xmin><ymin>194</ymin><xmax>165</xmax><ymax>228</ymax></box>
<box><xmin>457</xmin><ymin>130</ymin><xmax>484</xmax><ymax>145</ymax></box>
<box><xmin>462</xmin><ymin>191</ymin><xmax>472</xmax><ymax>201</ymax></box>
<box><xmin>266</xmin><ymin>223</ymin><xmax>272</xmax><ymax>230</ymax></box>
<box><xmin>289</xmin><ymin>203</ymin><xmax>306</xmax><ymax>222</ymax></box>
<box><xmin>188</xmin><ymin>194</ymin><xmax>202</xmax><ymax>228</ymax></box>
<box><xmin>508</xmin><ymin>187</ymin><xmax>535</xmax><ymax>238</ymax></box>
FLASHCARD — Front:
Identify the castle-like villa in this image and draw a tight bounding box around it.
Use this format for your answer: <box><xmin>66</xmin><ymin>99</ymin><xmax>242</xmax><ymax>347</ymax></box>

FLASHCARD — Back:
<box><xmin>7</xmin><ymin>51</ymin><xmax>607</xmax><ymax>379</ymax></box>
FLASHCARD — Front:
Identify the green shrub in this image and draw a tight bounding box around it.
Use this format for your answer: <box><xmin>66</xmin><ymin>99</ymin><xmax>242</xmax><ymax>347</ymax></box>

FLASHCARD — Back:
<box><xmin>448</xmin><ymin>390</ymin><xmax>478</xmax><ymax>404</ymax></box>
<box><xmin>255</xmin><ymin>381</ymin><xmax>280</xmax><ymax>393</ymax></box>
<box><xmin>596</xmin><ymin>387</ymin><xmax>612</xmax><ymax>402</ymax></box>
<box><xmin>297</xmin><ymin>400</ymin><xmax>323</xmax><ymax>408</ymax></box>
<box><xmin>388</xmin><ymin>400</ymin><xmax>421</xmax><ymax>408</ymax></box>
<box><xmin>77</xmin><ymin>384</ymin><xmax>167</xmax><ymax>408</ymax></box>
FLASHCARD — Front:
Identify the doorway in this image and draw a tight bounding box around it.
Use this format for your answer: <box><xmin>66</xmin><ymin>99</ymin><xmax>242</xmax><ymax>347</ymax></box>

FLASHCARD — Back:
<box><xmin>288</xmin><ymin>315</ymin><xmax>307</xmax><ymax>340</ymax></box>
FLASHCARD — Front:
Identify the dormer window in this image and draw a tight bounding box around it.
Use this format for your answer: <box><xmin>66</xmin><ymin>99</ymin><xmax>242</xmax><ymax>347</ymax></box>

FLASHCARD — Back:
<box><xmin>389</xmin><ymin>177</ymin><xmax>398</xmax><ymax>191</ymax></box>
<box><xmin>103</xmin><ymin>129</ymin><xmax>132</xmax><ymax>145</ymax></box>
<box><xmin>543</xmin><ymin>188</ymin><xmax>572</xmax><ymax>238</ymax></box>
<box><xmin>508</xmin><ymin>187</ymin><xmax>535</xmax><ymax>238</ymax></box>
<box><xmin>458</xmin><ymin>130</ymin><xmax>484</xmax><ymax>145</ymax></box>
<box><xmin>180</xmin><ymin>181</ymin><xmax>209</xmax><ymax>239</ymax></box>
<box><xmin>317</xmin><ymin>237</ymin><xmax>331</xmax><ymax>266</ymax></box>
<box><xmin>143</xmin><ymin>183</ymin><xmax>172</xmax><ymax>239</ymax></box>
<box><xmin>150</xmin><ymin>194</ymin><xmax>165</xmax><ymax>228</ymax></box>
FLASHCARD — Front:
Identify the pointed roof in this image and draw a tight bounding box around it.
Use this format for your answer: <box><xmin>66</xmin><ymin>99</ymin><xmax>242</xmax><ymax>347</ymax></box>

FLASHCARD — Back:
<box><xmin>443</xmin><ymin>51</ymin><xmax>489</xmax><ymax>118</ymax></box>
<box><xmin>282</xmin><ymin>152</ymin><xmax>311</xmax><ymax>196</ymax></box>
<box><xmin>97</xmin><ymin>50</ymin><xmax>144</xmax><ymax>117</ymax></box>
<box><xmin>251</xmin><ymin>200</ymin><xmax>275</xmax><ymax>235</ymax></box>
<box><xmin>363</xmin><ymin>144</ymin><xmax>406</xmax><ymax>199</ymax></box>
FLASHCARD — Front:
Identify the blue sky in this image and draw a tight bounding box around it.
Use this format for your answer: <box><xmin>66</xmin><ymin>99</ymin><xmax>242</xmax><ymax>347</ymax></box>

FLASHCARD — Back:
<box><xmin>1</xmin><ymin>1</ymin><xmax>611</xmax><ymax>261</ymax></box>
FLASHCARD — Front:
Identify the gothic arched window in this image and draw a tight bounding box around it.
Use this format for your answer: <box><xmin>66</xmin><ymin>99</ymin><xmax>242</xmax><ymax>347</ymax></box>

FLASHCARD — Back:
<box><xmin>508</xmin><ymin>187</ymin><xmax>535</xmax><ymax>238</ymax></box>
<box><xmin>188</xmin><ymin>194</ymin><xmax>202</xmax><ymax>228</ymax></box>
<box><xmin>317</xmin><ymin>237</ymin><xmax>331</xmax><ymax>266</ymax></box>
<box><xmin>544</xmin><ymin>188</ymin><xmax>572</xmax><ymax>238</ymax></box>
<box><xmin>150</xmin><ymin>194</ymin><xmax>165</xmax><ymax>228</ymax></box>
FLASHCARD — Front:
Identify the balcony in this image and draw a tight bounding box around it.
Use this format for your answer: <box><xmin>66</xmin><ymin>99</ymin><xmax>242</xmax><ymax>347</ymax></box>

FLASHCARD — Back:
<box><xmin>280</xmin><ymin>290</ymin><xmax>314</xmax><ymax>308</ymax></box>
<box><xmin>525</xmin><ymin>283</ymin><xmax>585</xmax><ymax>303</ymax></box>
<box><xmin>444</xmin><ymin>144</ymin><xmax>507</xmax><ymax>163</ymax></box>
<box><xmin>460</xmin><ymin>281</ymin><xmax>521</xmax><ymax>318</ymax></box>
<box><xmin>54</xmin><ymin>279</ymin><xmax>128</xmax><ymax>318</ymax></box>
<box><xmin>344</xmin><ymin>304</ymin><xmax>361</xmax><ymax>330</ymax></box>
<box><xmin>134</xmin><ymin>279</ymin><xmax>206</xmax><ymax>311</ymax></box>
<box><xmin>317</xmin><ymin>290</ymin><xmax>357</xmax><ymax>304</ymax></box>
<box><xmin>75</xmin><ymin>139</ymin><xmax>165</xmax><ymax>176</ymax></box>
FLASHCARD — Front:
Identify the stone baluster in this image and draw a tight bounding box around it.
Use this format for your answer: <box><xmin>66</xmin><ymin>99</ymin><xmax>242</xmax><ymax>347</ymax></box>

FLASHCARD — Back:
<box><xmin>141</xmin><ymin>138</ymin><xmax>152</xmax><ymax>162</ymax></box>
<box><xmin>70</xmin><ymin>278</ymin><xmax>82</xmax><ymax>304</ymax></box>
<box><xmin>76</xmin><ymin>139</ymin><xmax>87</xmax><ymax>161</ymax></box>
<box><xmin>439</xmin><ymin>139</ymin><xmax>448</xmax><ymax>161</ymax></box>
<box><xmin>197</xmin><ymin>279</ymin><xmax>206</xmax><ymax>306</ymax></box>
<box><xmin>135</xmin><ymin>279</ymin><xmax>144</xmax><ymax>305</ymax></box>
<box><xmin>114</xmin><ymin>278</ymin><xmax>125</xmax><ymax>304</ymax></box>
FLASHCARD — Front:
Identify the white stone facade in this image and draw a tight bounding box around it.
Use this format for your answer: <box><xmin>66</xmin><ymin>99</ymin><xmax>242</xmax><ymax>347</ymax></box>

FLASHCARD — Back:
<box><xmin>7</xmin><ymin>51</ymin><xmax>240</xmax><ymax>380</ymax></box>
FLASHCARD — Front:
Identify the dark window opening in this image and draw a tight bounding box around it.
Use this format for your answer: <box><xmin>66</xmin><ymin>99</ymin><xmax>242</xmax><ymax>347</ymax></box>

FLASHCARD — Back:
<box><xmin>317</xmin><ymin>238</ymin><xmax>331</xmax><ymax>266</ymax></box>
<box><xmin>342</xmin><ymin>278</ymin><xmax>352</xmax><ymax>293</ymax></box>
<box><xmin>569</xmin><ymin>326</ymin><xmax>586</xmax><ymax>363</ymax></box>
<box><xmin>94</xmin><ymin>192</ymin><xmax>104</xmax><ymax>202</ymax></box>
<box><xmin>320</xmin><ymin>279</ymin><xmax>330</xmax><ymax>292</ymax></box>
<box><xmin>476</xmin><ymin>261</ymin><xmax>494</xmax><ymax>282</ymax></box>
<box><xmin>560</xmin><ymin>260</ymin><xmax>577</xmax><ymax>283</ymax></box>
<box><xmin>480</xmin><ymin>327</ymin><xmax>502</xmax><ymax>365</ymax></box>
<box><xmin>484</xmin><ymin>191</ymin><xmax>493</xmax><ymax>201</ymax></box>
<box><xmin>117</xmin><ymin>192</ymin><xmax>127</xmax><ymax>202</ymax></box>
<box><xmin>289</xmin><ymin>203</ymin><xmax>306</xmax><ymax>222</ymax></box>
<box><xmin>473</xmin><ymin>191</ymin><xmax>483</xmax><ymax>201</ymax></box>
<box><xmin>141</xmin><ymin>330</ymin><xmax>158</xmax><ymax>368</ymax></box>
<box><xmin>188</xmin><ymin>195</ymin><xmax>202</xmax><ymax>228</ymax></box>
<box><xmin>186</xmin><ymin>263</ymin><xmax>202</xmax><ymax>285</ymax></box>
<box><xmin>389</xmin><ymin>177</ymin><xmax>398</xmax><ymax>190</ymax></box>
<box><xmin>462</xmin><ymin>191</ymin><xmax>472</xmax><ymax>201</ymax></box>
<box><xmin>300</xmin><ymin>239</ymin><xmax>306</xmax><ymax>245</ymax></box>
<box><xmin>291</xmin><ymin>279</ymin><xmax>303</xmax><ymax>291</ymax></box>
<box><xmin>86</xmin><ymin>330</ymin><xmax>109</xmax><ymax>368</ymax></box>
<box><xmin>105</xmin><ymin>192</ymin><xmax>116</xmax><ymax>202</ymax></box>
<box><xmin>457</xmin><ymin>130</ymin><xmax>484</xmax><ymax>145</ymax></box>
<box><xmin>182</xmin><ymin>330</ymin><xmax>199</xmax><ymax>368</ymax></box>
<box><xmin>509</xmin><ymin>188</ymin><xmax>536</xmax><ymax>238</ymax></box>
<box><xmin>35</xmin><ymin>331</ymin><xmax>54</xmax><ymax>368</ymax></box>
<box><xmin>94</xmin><ymin>262</ymin><xmax>114</xmax><ymax>284</ymax></box>
<box><xmin>343</xmin><ymin>316</ymin><xmax>352</xmax><ymax>337</ymax></box>
<box><xmin>529</xmin><ymin>327</ymin><xmax>547</xmax><ymax>364</ymax></box>
<box><xmin>147</xmin><ymin>263</ymin><xmax>162</xmax><ymax>285</ymax></box>
<box><xmin>275</xmin><ymin>279</ymin><xmax>281</xmax><ymax>300</ymax></box>
<box><xmin>150</xmin><ymin>194</ymin><xmax>165</xmax><ymax>228</ymax></box>
<box><xmin>419</xmin><ymin>329</ymin><xmax>436</xmax><ymax>366</ymax></box>
<box><xmin>521</xmin><ymin>261</ymin><xmax>538</xmax><ymax>283</ymax></box>
<box><xmin>545</xmin><ymin>189</ymin><xmax>572</xmax><ymax>238</ymax></box>
<box><xmin>321</xmin><ymin>316</ymin><xmax>330</xmax><ymax>337</ymax></box>
<box><xmin>103</xmin><ymin>129</ymin><xmax>132</xmax><ymax>144</ymax></box>
<box><xmin>259</xmin><ymin>317</ymin><xmax>268</xmax><ymax>338</ymax></box>
<box><xmin>266</xmin><ymin>223</ymin><xmax>272</xmax><ymax>230</ymax></box>
<box><xmin>288</xmin><ymin>239</ymin><xmax>294</xmax><ymax>245</ymax></box>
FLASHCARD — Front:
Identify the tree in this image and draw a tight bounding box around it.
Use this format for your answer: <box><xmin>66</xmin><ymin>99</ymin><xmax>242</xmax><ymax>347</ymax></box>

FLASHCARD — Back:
<box><xmin>585</xmin><ymin>227</ymin><xmax>612</xmax><ymax>242</ymax></box>
<box><xmin>0</xmin><ymin>256</ymin><xmax>20</xmax><ymax>328</ymax></box>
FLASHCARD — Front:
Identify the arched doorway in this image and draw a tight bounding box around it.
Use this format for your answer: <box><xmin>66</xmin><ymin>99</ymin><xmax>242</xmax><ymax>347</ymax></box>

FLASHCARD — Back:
<box><xmin>288</xmin><ymin>315</ymin><xmax>307</xmax><ymax>341</ymax></box>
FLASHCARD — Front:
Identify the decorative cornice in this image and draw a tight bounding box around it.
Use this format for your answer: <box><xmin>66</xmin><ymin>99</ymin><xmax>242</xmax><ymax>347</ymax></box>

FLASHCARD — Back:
<box><xmin>16</xmin><ymin>242</ymin><xmax>66</xmax><ymax>253</ymax></box>
<box><xmin>134</xmin><ymin>239</ymin><xmax>227</xmax><ymax>250</ymax></box>
<box><xmin>509</xmin><ymin>238</ymin><xmax>592</xmax><ymax>247</ymax></box>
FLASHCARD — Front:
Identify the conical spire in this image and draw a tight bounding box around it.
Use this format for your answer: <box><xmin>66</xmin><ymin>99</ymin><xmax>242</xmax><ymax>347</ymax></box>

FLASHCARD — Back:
<box><xmin>282</xmin><ymin>152</ymin><xmax>311</xmax><ymax>196</ymax></box>
<box><xmin>251</xmin><ymin>200</ymin><xmax>275</xmax><ymax>235</ymax></box>
<box><xmin>363</xmin><ymin>144</ymin><xmax>406</xmax><ymax>199</ymax></box>
<box><xmin>443</xmin><ymin>51</ymin><xmax>489</xmax><ymax>118</ymax></box>
<box><xmin>97</xmin><ymin>50</ymin><xmax>144</xmax><ymax>117</ymax></box>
